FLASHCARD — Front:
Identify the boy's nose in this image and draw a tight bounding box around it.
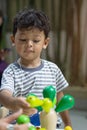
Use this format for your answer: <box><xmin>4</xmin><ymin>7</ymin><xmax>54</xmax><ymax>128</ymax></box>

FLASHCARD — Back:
<box><xmin>27</xmin><ymin>40</ymin><xmax>33</xmax><ymax>47</ymax></box>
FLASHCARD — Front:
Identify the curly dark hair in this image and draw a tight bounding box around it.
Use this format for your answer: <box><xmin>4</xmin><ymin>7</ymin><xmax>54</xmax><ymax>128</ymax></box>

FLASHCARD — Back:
<box><xmin>13</xmin><ymin>8</ymin><xmax>50</xmax><ymax>38</ymax></box>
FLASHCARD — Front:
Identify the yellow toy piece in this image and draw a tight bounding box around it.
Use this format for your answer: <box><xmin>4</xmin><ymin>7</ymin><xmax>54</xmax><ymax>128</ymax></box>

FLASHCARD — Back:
<box><xmin>26</xmin><ymin>95</ymin><xmax>43</xmax><ymax>107</ymax></box>
<box><xmin>39</xmin><ymin>128</ymin><xmax>46</xmax><ymax>130</ymax></box>
<box><xmin>64</xmin><ymin>126</ymin><xmax>72</xmax><ymax>130</ymax></box>
<box><xmin>42</xmin><ymin>98</ymin><xmax>52</xmax><ymax>112</ymax></box>
<box><xmin>36</xmin><ymin>127</ymin><xmax>46</xmax><ymax>130</ymax></box>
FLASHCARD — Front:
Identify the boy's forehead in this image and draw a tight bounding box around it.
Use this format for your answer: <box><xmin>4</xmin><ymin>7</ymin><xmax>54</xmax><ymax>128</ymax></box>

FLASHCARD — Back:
<box><xmin>18</xmin><ymin>26</ymin><xmax>41</xmax><ymax>31</ymax></box>
<box><xmin>17</xmin><ymin>27</ymin><xmax>45</xmax><ymax>36</ymax></box>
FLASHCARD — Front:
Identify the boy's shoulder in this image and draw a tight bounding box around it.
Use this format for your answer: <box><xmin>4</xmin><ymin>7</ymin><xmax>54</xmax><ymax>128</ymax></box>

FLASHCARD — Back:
<box><xmin>6</xmin><ymin>62</ymin><xmax>17</xmax><ymax>68</ymax></box>
<box><xmin>42</xmin><ymin>59</ymin><xmax>59</xmax><ymax>69</ymax></box>
<box><xmin>3</xmin><ymin>62</ymin><xmax>18</xmax><ymax>73</ymax></box>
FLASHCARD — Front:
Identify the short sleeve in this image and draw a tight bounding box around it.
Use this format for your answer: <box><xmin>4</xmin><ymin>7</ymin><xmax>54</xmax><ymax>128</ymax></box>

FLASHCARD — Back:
<box><xmin>0</xmin><ymin>69</ymin><xmax>14</xmax><ymax>93</ymax></box>
<box><xmin>56</xmin><ymin>67</ymin><xmax>69</xmax><ymax>92</ymax></box>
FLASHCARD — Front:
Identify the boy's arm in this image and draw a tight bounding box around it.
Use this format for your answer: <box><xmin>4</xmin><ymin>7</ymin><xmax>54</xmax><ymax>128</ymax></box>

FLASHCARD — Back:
<box><xmin>0</xmin><ymin>90</ymin><xmax>25</xmax><ymax>111</ymax></box>
<box><xmin>57</xmin><ymin>91</ymin><xmax>72</xmax><ymax>127</ymax></box>
<box><xmin>59</xmin><ymin>110</ymin><xmax>72</xmax><ymax>127</ymax></box>
<box><xmin>0</xmin><ymin>90</ymin><xmax>37</xmax><ymax>115</ymax></box>
<box><xmin>0</xmin><ymin>90</ymin><xmax>14</xmax><ymax>110</ymax></box>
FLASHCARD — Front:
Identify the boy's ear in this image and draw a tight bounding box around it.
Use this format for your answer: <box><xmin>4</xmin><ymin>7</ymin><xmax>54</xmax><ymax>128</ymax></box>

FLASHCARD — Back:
<box><xmin>10</xmin><ymin>35</ymin><xmax>15</xmax><ymax>44</ymax></box>
<box><xmin>43</xmin><ymin>37</ymin><xmax>50</xmax><ymax>49</ymax></box>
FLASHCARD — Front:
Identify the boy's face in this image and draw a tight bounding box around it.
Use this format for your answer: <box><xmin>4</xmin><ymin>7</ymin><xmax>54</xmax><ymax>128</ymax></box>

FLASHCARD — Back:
<box><xmin>11</xmin><ymin>27</ymin><xmax>49</xmax><ymax>63</ymax></box>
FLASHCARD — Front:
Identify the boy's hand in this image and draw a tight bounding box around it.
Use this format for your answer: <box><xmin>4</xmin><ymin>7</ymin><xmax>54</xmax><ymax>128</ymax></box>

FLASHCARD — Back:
<box><xmin>12</xmin><ymin>97</ymin><xmax>37</xmax><ymax>115</ymax></box>
<box><xmin>0</xmin><ymin>90</ymin><xmax>37</xmax><ymax>116</ymax></box>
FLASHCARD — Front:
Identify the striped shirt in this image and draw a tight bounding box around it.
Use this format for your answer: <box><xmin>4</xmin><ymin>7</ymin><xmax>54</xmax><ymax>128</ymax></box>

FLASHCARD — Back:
<box><xmin>0</xmin><ymin>59</ymin><xmax>69</xmax><ymax>98</ymax></box>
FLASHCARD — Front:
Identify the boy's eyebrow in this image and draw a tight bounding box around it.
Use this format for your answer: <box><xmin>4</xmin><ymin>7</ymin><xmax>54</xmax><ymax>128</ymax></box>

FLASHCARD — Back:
<box><xmin>19</xmin><ymin>32</ymin><xmax>42</xmax><ymax>37</ymax></box>
<box><xmin>32</xmin><ymin>34</ymin><xmax>42</xmax><ymax>37</ymax></box>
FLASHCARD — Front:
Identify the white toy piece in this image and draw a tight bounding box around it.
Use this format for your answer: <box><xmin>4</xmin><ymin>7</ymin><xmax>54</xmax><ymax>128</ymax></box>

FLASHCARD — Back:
<box><xmin>40</xmin><ymin>109</ymin><xmax>57</xmax><ymax>130</ymax></box>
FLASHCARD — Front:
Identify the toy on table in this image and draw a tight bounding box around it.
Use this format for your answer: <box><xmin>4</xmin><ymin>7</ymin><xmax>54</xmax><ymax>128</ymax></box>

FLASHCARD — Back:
<box><xmin>64</xmin><ymin>126</ymin><xmax>72</xmax><ymax>130</ymax></box>
<box><xmin>16</xmin><ymin>86</ymin><xmax>75</xmax><ymax>130</ymax></box>
<box><xmin>55</xmin><ymin>94</ymin><xmax>75</xmax><ymax>112</ymax></box>
<box><xmin>40</xmin><ymin>86</ymin><xmax>74</xmax><ymax>130</ymax></box>
<box><xmin>40</xmin><ymin>85</ymin><xmax>57</xmax><ymax>130</ymax></box>
<box><xmin>17</xmin><ymin>114</ymin><xmax>36</xmax><ymax>130</ymax></box>
<box><xmin>17</xmin><ymin>113</ymin><xmax>46</xmax><ymax>130</ymax></box>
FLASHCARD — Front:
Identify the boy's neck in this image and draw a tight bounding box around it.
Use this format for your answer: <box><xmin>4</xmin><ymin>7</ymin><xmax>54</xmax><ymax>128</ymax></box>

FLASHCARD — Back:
<box><xmin>18</xmin><ymin>58</ymin><xmax>41</xmax><ymax>68</ymax></box>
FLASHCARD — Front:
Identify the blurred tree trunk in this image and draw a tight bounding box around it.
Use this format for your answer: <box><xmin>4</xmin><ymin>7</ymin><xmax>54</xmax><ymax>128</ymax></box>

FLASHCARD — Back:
<box><xmin>55</xmin><ymin>0</ymin><xmax>63</xmax><ymax>67</ymax></box>
<box><xmin>70</xmin><ymin>0</ymin><xmax>82</xmax><ymax>85</ymax></box>
<box><xmin>64</xmin><ymin>0</ymin><xmax>74</xmax><ymax>78</ymax></box>
<box><xmin>6</xmin><ymin>0</ymin><xmax>17</xmax><ymax>31</ymax></box>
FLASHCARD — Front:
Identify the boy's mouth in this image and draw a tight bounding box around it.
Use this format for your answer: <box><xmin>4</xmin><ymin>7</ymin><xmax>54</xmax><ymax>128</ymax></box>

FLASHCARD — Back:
<box><xmin>24</xmin><ymin>49</ymin><xmax>34</xmax><ymax>53</ymax></box>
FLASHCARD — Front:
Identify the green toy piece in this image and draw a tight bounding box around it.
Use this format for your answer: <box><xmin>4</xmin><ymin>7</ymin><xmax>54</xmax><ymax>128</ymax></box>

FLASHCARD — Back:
<box><xmin>55</xmin><ymin>94</ymin><xmax>75</xmax><ymax>112</ymax></box>
<box><xmin>16</xmin><ymin>114</ymin><xmax>30</xmax><ymax>124</ymax></box>
<box><xmin>29</xmin><ymin>126</ymin><xmax>36</xmax><ymax>130</ymax></box>
<box><xmin>43</xmin><ymin>85</ymin><xmax>56</xmax><ymax>102</ymax></box>
<box><xmin>35</xmin><ymin>106</ymin><xmax>43</xmax><ymax>112</ymax></box>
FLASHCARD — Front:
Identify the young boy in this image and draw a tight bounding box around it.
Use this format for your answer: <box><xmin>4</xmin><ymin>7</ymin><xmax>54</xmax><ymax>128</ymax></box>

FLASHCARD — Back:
<box><xmin>0</xmin><ymin>8</ymin><xmax>72</xmax><ymax>128</ymax></box>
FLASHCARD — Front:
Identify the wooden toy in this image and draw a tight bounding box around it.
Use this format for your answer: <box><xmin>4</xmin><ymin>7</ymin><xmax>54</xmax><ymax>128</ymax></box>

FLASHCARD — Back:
<box><xmin>17</xmin><ymin>86</ymin><xmax>75</xmax><ymax>130</ymax></box>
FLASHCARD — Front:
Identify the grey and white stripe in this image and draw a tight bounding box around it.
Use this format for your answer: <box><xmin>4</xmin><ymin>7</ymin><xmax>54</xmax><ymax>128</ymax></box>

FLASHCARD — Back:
<box><xmin>0</xmin><ymin>59</ymin><xmax>69</xmax><ymax>98</ymax></box>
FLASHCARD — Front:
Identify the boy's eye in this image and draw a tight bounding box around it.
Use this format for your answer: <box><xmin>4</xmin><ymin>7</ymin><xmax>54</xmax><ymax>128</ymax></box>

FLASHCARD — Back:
<box><xmin>19</xmin><ymin>39</ymin><xmax>40</xmax><ymax>44</ymax></box>
<box><xmin>33</xmin><ymin>40</ymin><xmax>40</xmax><ymax>43</ymax></box>
<box><xmin>19</xmin><ymin>39</ymin><xmax>27</xmax><ymax>42</ymax></box>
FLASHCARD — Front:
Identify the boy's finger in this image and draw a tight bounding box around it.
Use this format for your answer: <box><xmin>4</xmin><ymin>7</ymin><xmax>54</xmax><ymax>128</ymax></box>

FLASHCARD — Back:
<box><xmin>4</xmin><ymin>109</ymin><xmax>23</xmax><ymax>123</ymax></box>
